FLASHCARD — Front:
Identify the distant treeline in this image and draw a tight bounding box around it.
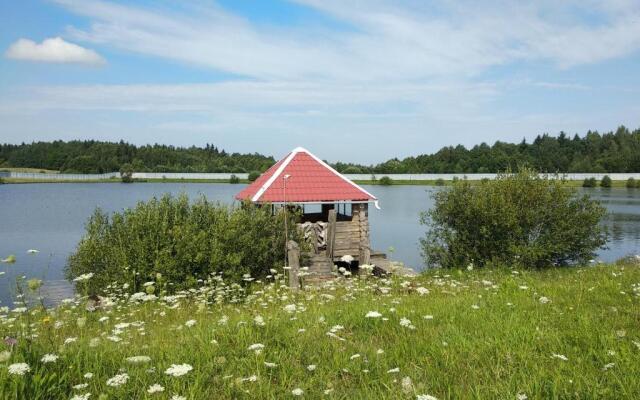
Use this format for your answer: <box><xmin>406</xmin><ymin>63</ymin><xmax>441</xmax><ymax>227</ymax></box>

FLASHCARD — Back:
<box><xmin>336</xmin><ymin>125</ymin><xmax>640</xmax><ymax>174</ymax></box>
<box><xmin>0</xmin><ymin>141</ymin><xmax>275</xmax><ymax>174</ymax></box>
<box><xmin>1</xmin><ymin>125</ymin><xmax>639</xmax><ymax>174</ymax></box>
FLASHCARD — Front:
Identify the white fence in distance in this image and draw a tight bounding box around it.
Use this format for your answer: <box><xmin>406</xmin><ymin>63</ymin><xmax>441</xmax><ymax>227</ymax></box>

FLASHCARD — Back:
<box><xmin>5</xmin><ymin>171</ymin><xmax>640</xmax><ymax>181</ymax></box>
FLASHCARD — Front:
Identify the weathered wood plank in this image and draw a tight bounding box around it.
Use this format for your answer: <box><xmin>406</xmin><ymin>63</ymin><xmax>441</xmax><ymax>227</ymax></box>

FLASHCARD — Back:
<box><xmin>325</xmin><ymin>210</ymin><xmax>337</xmax><ymax>259</ymax></box>
<box><xmin>287</xmin><ymin>240</ymin><xmax>300</xmax><ymax>289</ymax></box>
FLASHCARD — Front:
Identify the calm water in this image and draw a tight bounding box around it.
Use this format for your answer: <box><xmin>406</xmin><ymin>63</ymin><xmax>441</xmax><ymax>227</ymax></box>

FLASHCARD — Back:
<box><xmin>1</xmin><ymin>183</ymin><xmax>639</xmax><ymax>305</ymax></box>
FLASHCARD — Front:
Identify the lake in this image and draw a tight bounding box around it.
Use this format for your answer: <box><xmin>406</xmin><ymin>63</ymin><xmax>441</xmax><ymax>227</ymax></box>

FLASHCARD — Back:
<box><xmin>1</xmin><ymin>183</ymin><xmax>639</xmax><ymax>305</ymax></box>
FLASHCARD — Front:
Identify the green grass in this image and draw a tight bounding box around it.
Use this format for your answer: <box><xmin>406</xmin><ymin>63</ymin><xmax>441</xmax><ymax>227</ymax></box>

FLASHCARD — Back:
<box><xmin>0</xmin><ymin>167</ymin><xmax>60</xmax><ymax>174</ymax></box>
<box><xmin>1</xmin><ymin>263</ymin><xmax>639</xmax><ymax>399</ymax></box>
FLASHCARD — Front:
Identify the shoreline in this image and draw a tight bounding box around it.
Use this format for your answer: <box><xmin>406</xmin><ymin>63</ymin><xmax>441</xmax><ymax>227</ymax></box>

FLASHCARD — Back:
<box><xmin>2</xmin><ymin>177</ymin><xmax>636</xmax><ymax>188</ymax></box>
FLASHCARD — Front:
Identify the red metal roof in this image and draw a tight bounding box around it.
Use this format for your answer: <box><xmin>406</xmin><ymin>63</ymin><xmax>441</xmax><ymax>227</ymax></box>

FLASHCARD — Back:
<box><xmin>235</xmin><ymin>147</ymin><xmax>377</xmax><ymax>204</ymax></box>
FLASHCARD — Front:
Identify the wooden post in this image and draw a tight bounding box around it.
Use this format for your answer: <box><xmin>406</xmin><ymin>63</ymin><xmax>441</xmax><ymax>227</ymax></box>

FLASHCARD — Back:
<box><xmin>326</xmin><ymin>209</ymin><xmax>337</xmax><ymax>259</ymax></box>
<box><xmin>287</xmin><ymin>240</ymin><xmax>300</xmax><ymax>289</ymax></box>
<box><xmin>357</xmin><ymin>203</ymin><xmax>371</xmax><ymax>265</ymax></box>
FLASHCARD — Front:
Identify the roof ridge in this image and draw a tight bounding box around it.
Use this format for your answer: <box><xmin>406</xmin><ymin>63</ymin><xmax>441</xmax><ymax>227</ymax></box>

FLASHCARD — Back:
<box><xmin>301</xmin><ymin>148</ymin><xmax>378</xmax><ymax>201</ymax></box>
<box><xmin>250</xmin><ymin>150</ymin><xmax>297</xmax><ymax>202</ymax></box>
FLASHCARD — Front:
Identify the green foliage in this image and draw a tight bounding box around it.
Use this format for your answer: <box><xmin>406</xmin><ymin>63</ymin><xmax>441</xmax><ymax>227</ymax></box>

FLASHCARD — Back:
<box><xmin>378</xmin><ymin>176</ymin><xmax>393</xmax><ymax>185</ymax></box>
<box><xmin>336</xmin><ymin>126</ymin><xmax>640</xmax><ymax>174</ymax></box>
<box><xmin>627</xmin><ymin>178</ymin><xmax>636</xmax><ymax>188</ymax></box>
<box><xmin>229</xmin><ymin>174</ymin><xmax>240</xmax><ymax>184</ymax></box>
<box><xmin>2</xmin><ymin>126</ymin><xmax>640</xmax><ymax>174</ymax></box>
<box><xmin>582</xmin><ymin>177</ymin><xmax>597</xmax><ymax>188</ymax></box>
<box><xmin>600</xmin><ymin>175</ymin><xmax>612</xmax><ymax>188</ymax></box>
<box><xmin>248</xmin><ymin>171</ymin><xmax>261</xmax><ymax>182</ymax></box>
<box><xmin>0</xmin><ymin>140</ymin><xmax>274</xmax><ymax>174</ymax></box>
<box><xmin>119</xmin><ymin>163</ymin><xmax>133</xmax><ymax>183</ymax></box>
<box><xmin>65</xmin><ymin>194</ymin><xmax>301</xmax><ymax>295</ymax></box>
<box><xmin>434</xmin><ymin>178</ymin><xmax>445</xmax><ymax>186</ymax></box>
<box><xmin>420</xmin><ymin>169</ymin><xmax>608</xmax><ymax>268</ymax></box>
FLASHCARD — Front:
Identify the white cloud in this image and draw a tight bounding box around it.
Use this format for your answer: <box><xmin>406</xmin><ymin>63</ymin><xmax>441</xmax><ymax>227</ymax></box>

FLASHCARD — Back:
<box><xmin>51</xmin><ymin>0</ymin><xmax>640</xmax><ymax>79</ymax></box>
<box><xmin>5</xmin><ymin>37</ymin><xmax>105</xmax><ymax>65</ymax></box>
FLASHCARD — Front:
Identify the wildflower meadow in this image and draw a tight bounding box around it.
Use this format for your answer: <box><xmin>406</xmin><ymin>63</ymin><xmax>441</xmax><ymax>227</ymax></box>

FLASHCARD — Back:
<box><xmin>1</xmin><ymin>260</ymin><xmax>639</xmax><ymax>399</ymax></box>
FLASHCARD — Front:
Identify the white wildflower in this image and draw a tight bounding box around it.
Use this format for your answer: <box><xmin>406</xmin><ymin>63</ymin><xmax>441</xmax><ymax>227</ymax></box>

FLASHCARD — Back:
<box><xmin>416</xmin><ymin>287</ymin><xmax>430</xmax><ymax>295</ymax></box>
<box><xmin>307</xmin><ymin>364</ymin><xmax>317</xmax><ymax>371</ymax></box>
<box><xmin>147</xmin><ymin>384</ymin><xmax>165</xmax><ymax>394</ymax></box>
<box><xmin>292</xmin><ymin>388</ymin><xmax>304</xmax><ymax>396</ymax></box>
<box><xmin>417</xmin><ymin>395</ymin><xmax>438</xmax><ymax>400</ymax></box>
<box><xmin>365</xmin><ymin>311</ymin><xmax>382</xmax><ymax>318</ymax></box>
<box><xmin>7</xmin><ymin>363</ymin><xmax>30</xmax><ymax>375</ymax></box>
<box><xmin>350</xmin><ymin>354</ymin><xmax>361</xmax><ymax>360</ymax></box>
<box><xmin>264</xmin><ymin>362</ymin><xmax>278</xmax><ymax>368</ymax></box>
<box><xmin>64</xmin><ymin>337</ymin><xmax>78</xmax><ymax>345</ymax></box>
<box><xmin>254</xmin><ymin>315</ymin><xmax>265</xmax><ymax>326</ymax></box>
<box><xmin>399</xmin><ymin>318</ymin><xmax>415</xmax><ymax>329</ymax></box>
<box><xmin>248</xmin><ymin>343</ymin><xmax>265</xmax><ymax>354</ymax></box>
<box><xmin>284</xmin><ymin>304</ymin><xmax>297</xmax><ymax>313</ymax></box>
<box><xmin>184</xmin><ymin>319</ymin><xmax>196</xmax><ymax>327</ymax></box>
<box><xmin>73</xmin><ymin>273</ymin><xmax>94</xmax><ymax>282</ymax></box>
<box><xmin>106</xmin><ymin>373</ymin><xmax>129</xmax><ymax>387</ymax></box>
<box><xmin>539</xmin><ymin>296</ymin><xmax>551</xmax><ymax>304</ymax></box>
<box><xmin>165</xmin><ymin>363</ymin><xmax>193</xmax><ymax>377</ymax></box>
<box><xmin>551</xmin><ymin>353</ymin><xmax>568</xmax><ymax>361</ymax></box>
<box><xmin>73</xmin><ymin>383</ymin><xmax>89</xmax><ymax>390</ymax></box>
<box><xmin>387</xmin><ymin>367</ymin><xmax>400</xmax><ymax>373</ymax></box>
<box><xmin>41</xmin><ymin>354</ymin><xmax>58</xmax><ymax>363</ymax></box>
<box><xmin>70</xmin><ymin>394</ymin><xmax>91</xmax><ymax>400</ymax></box>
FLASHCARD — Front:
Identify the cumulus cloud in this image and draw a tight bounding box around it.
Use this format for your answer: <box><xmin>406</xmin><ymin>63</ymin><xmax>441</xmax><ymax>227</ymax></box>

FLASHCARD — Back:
<box><xmin>5</xmin><ymin>37</ymin><xmax>105</xmax><ymax>65</ymax></box>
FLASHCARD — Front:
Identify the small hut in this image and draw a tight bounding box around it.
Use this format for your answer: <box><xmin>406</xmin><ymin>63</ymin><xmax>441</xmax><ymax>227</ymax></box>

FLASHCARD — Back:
<box><xmin>236</xmin><ymin>147</ymin><xmax>387</xmax><ymax>281</ymax></box>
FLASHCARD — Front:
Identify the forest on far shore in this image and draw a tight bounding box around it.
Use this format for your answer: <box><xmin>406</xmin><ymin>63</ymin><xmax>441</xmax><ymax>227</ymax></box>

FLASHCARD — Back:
<box><xmin>1</xmin><ymin>125</ymin><xmax>639</xmax><ymax>174</ymax></box>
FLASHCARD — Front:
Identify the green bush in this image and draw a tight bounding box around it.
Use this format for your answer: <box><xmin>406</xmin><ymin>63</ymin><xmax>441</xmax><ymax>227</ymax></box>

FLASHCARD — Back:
<box><xmin>420</xmin><ymin>169</ymin><xmax>608</xmax><ymax>269</ymax></box>
<box><xmin>582</xmin><ymin>177</ymin><xmax>597</xmax><ymax>188</ymax></box>
<box><xmin>229</xmin><ymin>174</ymin><xmax>240</xmax><ymax>184</ymax></box>
<box><xmin>66</xmin><ymin>194</ymin><xmax>301</xmax><ymax>295</ymax></box>
<box><xmin>600</xmin><ymin>175</ymin><xmax>612</xmax><ymax>188</ymax></box>
<box><xmin>627</xmin><ymin>178</ymin><xmax>637</xmax><ymax>189</ymax></box>
<box><xmin>248</xmin><ymin>171</ymin><xmax>261</xmax><ymax>182</ymax></box>
<box><xmin>379</xmin><ymin>176</ymin><xmax>393</xmax><ymax>185</ymax></box>
<box><xmin>434</xmin><ymin>178</ymin><xmax>445</xmax><ymax>186</ymax></box>
<box><xmin>119</xmin><ymin>163</ymin><xmax>134</xmax><ymax>183</ymax></box>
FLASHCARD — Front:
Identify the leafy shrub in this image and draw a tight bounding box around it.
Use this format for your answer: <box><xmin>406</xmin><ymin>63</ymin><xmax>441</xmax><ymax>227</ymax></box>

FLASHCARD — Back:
<box><xmin>582</xmin><ymin>177</ymin><xmax>597</xmax><ymax>188</ymax></box>
<box><xmin>420</xmin><ymin>169</ymin><xmax>608</xmax><ymax>269</ymax></box>
<box><xmin>66</xmin><ymin>194</ymin><xmax>301</xmax><ymax>295</ymax></box>
<box><xmin>434</xmin><ymin>178</ymin><xmax>445</xmax><ymax>186</ymax></box>
<box><xmin>248</xmin><ymin>171</ymin><xmax>261</xmax><ymax>182</ymax></box>
<box><xmin>379</xmin><ymin>176</ymin><xmax>393</xmax><ymax>185</ymax></box>
<box><xmin>627</xmin><ymin>178</ymin><xmax>637</xmax><ymax>189</ymax></box>
<box><xmin>600</xmin><ymin>175</ymin><xmax>612</xmax><ymax>188</ymax></box>
<box><xmin>119</xmin><ymin>163</ymin><xmax>133</xmax><ymax>183</ymax></box>
<box><xmin>229</xmin><ymin>174</ymin><xmax>240</xmax><ymax>184</ymax></box>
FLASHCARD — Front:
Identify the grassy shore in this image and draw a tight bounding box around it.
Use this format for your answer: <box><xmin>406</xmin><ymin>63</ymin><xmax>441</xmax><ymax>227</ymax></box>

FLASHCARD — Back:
<box><xmin>1</xmin><ymin>263</ymin><xmax>639</xmax><ymax>399</ymax></box>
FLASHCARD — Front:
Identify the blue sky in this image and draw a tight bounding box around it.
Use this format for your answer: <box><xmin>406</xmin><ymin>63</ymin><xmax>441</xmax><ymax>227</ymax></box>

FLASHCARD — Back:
<box><xmin>1</xmin><ymin>0</ymin><xmax>639</xmax><ymax>163</ymax></box>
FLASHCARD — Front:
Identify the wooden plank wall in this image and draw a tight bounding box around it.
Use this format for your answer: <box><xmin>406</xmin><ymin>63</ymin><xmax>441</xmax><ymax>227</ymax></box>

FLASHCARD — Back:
<box><xmin>333</xmin><ymin>213</ymin><xmax>361</xmax><ymax>258</ymax></box>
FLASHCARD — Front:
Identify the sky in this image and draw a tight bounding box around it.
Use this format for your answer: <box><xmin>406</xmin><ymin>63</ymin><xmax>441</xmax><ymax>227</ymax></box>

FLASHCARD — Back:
<box><xmin>1</xmin><ymin>1</ymin><xmax>639</xmax><ymax>163</ymax></box>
